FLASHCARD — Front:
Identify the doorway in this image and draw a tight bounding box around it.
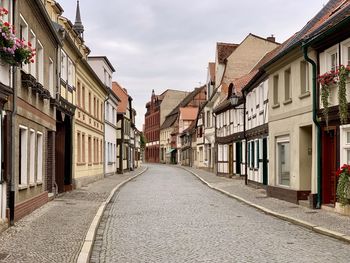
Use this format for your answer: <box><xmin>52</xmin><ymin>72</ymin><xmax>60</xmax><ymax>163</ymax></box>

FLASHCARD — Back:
<box><xmin>229</xmin><ymin>144</ymin><xmax>233</xmax><ymax>175</ymax></box>
<box><xmin>262</xmin><ymin>138</ymin><xmax>268</xmax><ymax>185</ymax></box>
<box><xmin>322</xmin><ymin>127</ymin><xmax>337</xmax><ymax>205</ymax></box>
<box><xmin>236</xmin><ymin>141</ymin><xmax>242</xmax><ymax>175</ymax></box>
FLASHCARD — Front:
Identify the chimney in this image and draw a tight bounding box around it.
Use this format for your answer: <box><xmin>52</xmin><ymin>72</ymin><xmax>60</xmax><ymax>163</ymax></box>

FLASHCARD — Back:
<box><xmin>267</xmin><ymin>34</ymin><xmax>275</xmax><ymax>43</ymax></box>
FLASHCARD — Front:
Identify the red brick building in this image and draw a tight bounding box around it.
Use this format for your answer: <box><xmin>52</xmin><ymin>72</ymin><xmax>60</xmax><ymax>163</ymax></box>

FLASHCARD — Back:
<box><xmin>144</xmin><ymin>90</ymin><xmax>161</xmax><ymax>163</ymax></box>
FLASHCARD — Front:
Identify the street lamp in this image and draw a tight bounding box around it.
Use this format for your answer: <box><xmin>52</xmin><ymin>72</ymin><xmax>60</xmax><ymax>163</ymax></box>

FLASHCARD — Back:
<box><xmin>230</xmin><ymin>92</ymin><xmax>248</xmax><ymax>185</ymax></box>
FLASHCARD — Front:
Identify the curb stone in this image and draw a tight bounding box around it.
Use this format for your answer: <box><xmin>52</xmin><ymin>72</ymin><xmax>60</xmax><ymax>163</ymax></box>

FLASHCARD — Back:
<box><xmin>76</xmin><ymin>167</ymin><xmax>148</xmax><ymax>263</ymax></box>
<box><xmin>180</xmin><ymin>166</ymin><xmax>350</xmax><ymax>245</ymax></box>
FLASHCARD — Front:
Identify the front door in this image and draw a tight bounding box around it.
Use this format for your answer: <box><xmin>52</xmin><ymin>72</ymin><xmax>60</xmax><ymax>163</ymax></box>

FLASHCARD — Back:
<box><xmin>262</xmin><ymin>138</ymin><xmax>268</xmax><ymax>185</ymax></box>
<box><xmin>322</xmin><ymin>128</ymin><xmax>337</xmax><ymax>205</ymax></box>
<box><xmin>229</xmin><ymin>144</ymin><xmax>233</xmax><ymax>175</ymax></box>
<box><xmin>236</xmin><ymin>141</ymin><xmax>241</xmax><ymax>175</ymax></box>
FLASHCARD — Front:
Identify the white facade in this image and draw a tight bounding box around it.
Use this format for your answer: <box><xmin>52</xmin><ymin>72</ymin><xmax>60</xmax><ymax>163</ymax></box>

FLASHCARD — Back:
<box><xmin>246</xmin><ymin>79</ymin><xmax>269</xmax><ymax>184</ymax></box>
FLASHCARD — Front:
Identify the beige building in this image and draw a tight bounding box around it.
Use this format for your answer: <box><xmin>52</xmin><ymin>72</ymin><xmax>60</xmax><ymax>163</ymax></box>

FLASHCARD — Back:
<box><xmin>13</xmin><ymin>0</ymin><xmax>61</xmax><ymax>221</ymax></box>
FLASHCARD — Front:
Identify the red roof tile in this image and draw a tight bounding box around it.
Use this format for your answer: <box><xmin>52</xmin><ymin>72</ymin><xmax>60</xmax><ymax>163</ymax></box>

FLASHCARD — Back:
<box><xmin>217</xmin><ymin>42</ymin><xmax>238</xmax><ymax>64</ymax></box>
<box><xmin>112</xmin><ymin>81</ymin><xmax>128</xmax><ymax>114</ymax></box>
<box><xmin>180</xmin><ymin>107</ymin><xmax>199</xmax><ymax>121</ymax></box>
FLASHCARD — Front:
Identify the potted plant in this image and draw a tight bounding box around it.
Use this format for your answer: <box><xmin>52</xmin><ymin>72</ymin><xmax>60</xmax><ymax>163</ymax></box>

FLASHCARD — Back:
<box><xmin>0</xmin><ymin>7</ymin><xmax>35</xmax><ymax>66</ymax></box>
<box><xmin>336</xmin><ymin>164</ymin><xmax>350</xmax><ymax>206</ymax></box>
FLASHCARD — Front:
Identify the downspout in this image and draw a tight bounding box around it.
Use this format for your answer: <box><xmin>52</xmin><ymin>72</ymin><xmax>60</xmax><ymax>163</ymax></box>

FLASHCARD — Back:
<box><xmin>243</xmin><ymin>92</ymin><xmax>248</xmax><ymax>185</ymax></box>
<box><xmin>103</xmin><ymin>92</ymin><xmax>109</xmax><ymax>177</ymax></box>
<box><xmin>9</xmin><ymin>0</ymin><xmax>17</xmax><ymax>226</ymax></box>
<box><xmin>302</xmin><ymin>43</ymin><xmax>322</xmax><ymax>209</ymax></box>
<box><xmin>212</xmin><ymin>111</ymin><xmax>217</xmax><ymax>175</ymax></box>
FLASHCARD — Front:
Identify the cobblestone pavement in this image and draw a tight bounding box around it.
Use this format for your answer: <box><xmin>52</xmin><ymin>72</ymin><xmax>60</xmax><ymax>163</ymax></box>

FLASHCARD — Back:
<box><xmin>183</xmin><ymin>166</ymin><xmax>350</xmax><ymax>237</ymax></box>
<box><xmin>91</xmin><ymin>164</ymin><xmax>350</xmax><ymax>263</ymax></box>
<box><xmin>0</xmin><ymin>167</ymin><xmax>145</xmax><ymax>263</ymax></box>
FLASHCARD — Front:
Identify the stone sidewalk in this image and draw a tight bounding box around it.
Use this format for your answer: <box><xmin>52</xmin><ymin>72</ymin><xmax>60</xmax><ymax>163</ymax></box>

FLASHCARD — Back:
<box><xmin>0</xmin><ymin>167</ymin><xmax>147</xmax><ymax>263</ymax></box>
<box><xmin>181</xmin><ymin>166</ymin><xmax>350</xmax><ymax>243</ymax></box>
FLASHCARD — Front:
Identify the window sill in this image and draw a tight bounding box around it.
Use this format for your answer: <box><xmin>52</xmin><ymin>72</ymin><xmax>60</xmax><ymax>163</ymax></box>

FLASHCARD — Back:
<box><xmin>77</xmin><ymin>163</ymin><xmax>86</xmax><ymax>166</ymax></box>
<box><xmin>283</xmin><ymin>99</ymin><xmax>292</xmax><ymax>105</ymax></box>
<box><xmin>18</xmin><ymin>185</ymin><xmax>28</xmax><ymax>191</ymax></box>
<box><xmin>272</xmin><ymin>103</ymin><xmax>280</xmax><ymax>109</ymax></box>
<box><xmin>299</xmin><ymin>91</ymin><xmax>310</xmax><ymax>100</ymax></box>
<box><xmin>88</xmin><ymin>163</ymin><xmax>93</xmax><ymax>166</ymax></box>
<box><xmin>29</xmin><ymin>183</ymin><xmax>36</xmax><ymax>188</ymax></box>
<box><xmin>36</xmin><ymin>181</ymin><xmax>43</xmax><ymax>186</ymax></box>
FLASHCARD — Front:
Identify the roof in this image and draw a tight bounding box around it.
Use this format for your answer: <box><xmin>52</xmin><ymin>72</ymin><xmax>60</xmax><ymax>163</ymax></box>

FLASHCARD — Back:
<box><xmin>180</xmin><ymin>107</ymin><xmax>199</xmax><ymax>121</ymax></box>
<box><xmin>217</xmin><ymin>42</ymin><xmax>238</xmax><ymax>64</ymax></box>
<box><xmin>180</xmin><ymin>120</ymin><xmax>197</xmax><ymax>136</ymax></box>
<box><xmin>112</xmin><ymin>81</ymin><xmax>129</xmax><ymax>114</ymax></box>
<box><xmin>160</xmin><ymin>86</ymin><xmax>206</xmax><ymax>129</ymax></box>
<box><xmin>264</xmin><ymin>0</ymin><xmax>350</xmax><ymax>69</ymax></box>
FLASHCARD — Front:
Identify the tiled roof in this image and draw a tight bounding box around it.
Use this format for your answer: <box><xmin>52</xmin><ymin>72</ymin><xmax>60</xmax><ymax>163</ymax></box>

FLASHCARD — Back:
<box><xmin>160</xmin><ymin>86</ymin><xmax>206</xmax><ymax>129</ymax></box>
<box><xmin>112</xmin><ymin>81</ymin><xmax>128</xmax><ymax>114</ymax></box>
<box><xmin>180</xmin><ymin>120</ymin><xmax>197</xmax><ymax>136</ymax></box>
<box><xmin>217</xmin><ymin>42</ymin><xmax>238</xmax><ymax>64</ymax></box>
<box><xmin>264</xmin><ymin>0</ymin><xmax>350</xmax><ymax>68</ymax></box>
<box><xmin>180</xmin><ymin>107</ymin><xmax>199</xmax><ymax>121</ymax></box>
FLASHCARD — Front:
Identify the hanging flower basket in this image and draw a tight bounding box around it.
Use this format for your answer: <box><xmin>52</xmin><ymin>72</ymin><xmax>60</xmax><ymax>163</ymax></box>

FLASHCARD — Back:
<box><xmin>318</xmin><ymin>65</ymin><xmax>350</xmax><ymax>126</ymax></box>
<box><xmin>0</xmin><ymin>7</ymin><xmax>35</xmax><ymax>66</ymax></box>
<box><xmin>336</xmin><ymin>164</ymin><xmax>350</xmax><ymax>206</ymax></box>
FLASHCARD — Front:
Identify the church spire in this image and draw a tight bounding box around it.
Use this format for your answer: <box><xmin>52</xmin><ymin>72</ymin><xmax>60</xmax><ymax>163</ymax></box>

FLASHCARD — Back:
<box><xmin>73</xmin><ymin>0</ymin><xmax>84</xmax><ymax>39</ymax></box>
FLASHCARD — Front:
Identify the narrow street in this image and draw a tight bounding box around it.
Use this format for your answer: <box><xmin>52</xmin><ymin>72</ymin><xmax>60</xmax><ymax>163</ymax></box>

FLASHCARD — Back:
<box><xmin>91</xmin><ymin>164</ymin><xmax>350</xmax><ymax>263</ymax></box>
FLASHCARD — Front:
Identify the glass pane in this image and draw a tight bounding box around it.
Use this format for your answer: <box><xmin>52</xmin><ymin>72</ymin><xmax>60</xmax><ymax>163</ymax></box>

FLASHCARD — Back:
<box><xmin>348</xmin><ymin>47</ymin><xmax>350</xmax><ymax>65</ymax></box>
<box><xmin>278</xmin><ymin>142</ymin><xmax>290</xmax><ymax>186</ymax></box>
<box><xmin>347</xmin><ymin>131</ymin><xmax>350</xmax><ymax>144</ymax></box>
<box><xmin>347</xmin><ymin>150</ymin><xmax>350</xmax><ymax>165</ymax></box>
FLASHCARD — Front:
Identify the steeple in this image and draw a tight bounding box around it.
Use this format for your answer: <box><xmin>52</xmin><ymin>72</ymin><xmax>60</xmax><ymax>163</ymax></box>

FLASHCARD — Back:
<box><xmin>73</xmin><ymin>0</ymin><xmax>84</xmax><ymax>39</ymax></box>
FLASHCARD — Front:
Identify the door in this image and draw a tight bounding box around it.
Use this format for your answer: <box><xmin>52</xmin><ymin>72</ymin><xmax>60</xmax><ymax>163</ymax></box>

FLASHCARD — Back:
<box><xmin>236</xmin><ymin>141</ymin><xmax>241</xmax><ymax>175</ymax></box>
<box><xmin>55</xmin><ymin>121</ymin><xmax>66</xmax><ymax>193</ymax></box>
<box><xmin>229</xmin><ymin>144</ymin><xmax>233</xmax><ymax>175</ymax></box>
<box><xmin>322</xmin><ymin>128</ymin><xmax>337</xmax><ymax>205</ymax></box>
<box><xmin>262</xmin><ymin>138</ymin><xmax>268</xmax><ymax>185</ymax></box>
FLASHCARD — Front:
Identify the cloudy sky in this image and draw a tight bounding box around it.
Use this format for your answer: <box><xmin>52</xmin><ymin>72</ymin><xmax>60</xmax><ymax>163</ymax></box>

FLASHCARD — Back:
<box><xmin>58</xmin><ymin>0</ymin><xmax>326</xmax><ymax>130</ymax></box>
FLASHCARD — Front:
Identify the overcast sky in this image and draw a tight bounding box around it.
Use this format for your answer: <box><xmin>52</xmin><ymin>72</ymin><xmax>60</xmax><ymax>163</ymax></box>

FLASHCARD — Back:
<box><xmin>57</xmin><ymin>0</ymin><xmax>326</xmax><ymax>130</ymax></box>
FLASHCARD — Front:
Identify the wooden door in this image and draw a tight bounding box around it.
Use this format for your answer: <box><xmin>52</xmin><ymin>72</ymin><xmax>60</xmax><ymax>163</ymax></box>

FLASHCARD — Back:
<box><xmin>55</xmin><ymin>121</ymin><xmax>66</xmax><ymax>193</ymax></box>
<box><xmin>322</xmin><ymin>128</ymin><xmax>337</xmax><ymax>205</ymax></box>
<box><xmin>236</xmin><ymin>142</ymin><xmax>241</xmax><ymax>175</ymax></box>
<box><xmin>229</xmin><ymin>144</ymin><xmax>233</xmax><ymax>175</ymax></box>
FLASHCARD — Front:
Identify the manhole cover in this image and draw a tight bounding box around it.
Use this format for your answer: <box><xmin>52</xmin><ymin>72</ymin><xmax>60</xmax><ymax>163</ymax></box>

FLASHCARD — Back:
<box><xmin>0</xmin><ymin>253</ymin><xmax>9</xmax><ymax>260</ymax></box>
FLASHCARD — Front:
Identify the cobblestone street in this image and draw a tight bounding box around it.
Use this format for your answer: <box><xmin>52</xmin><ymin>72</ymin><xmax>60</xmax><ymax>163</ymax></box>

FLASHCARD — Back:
<box><xmin>0</xmin><ymin>168</ymin><xmax>145</xmax><ymax>263</ymax></box>
<box><xmin>91</xmin><ymin>164</ymin><xmax>350</xmax><ymax>263</ymax></box>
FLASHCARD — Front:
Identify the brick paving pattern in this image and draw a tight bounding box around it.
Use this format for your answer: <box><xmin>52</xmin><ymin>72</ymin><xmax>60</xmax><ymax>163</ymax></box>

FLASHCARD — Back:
<box><xmin>0</xmin><ymin>167</ymin><xmax>145</xmax><ymax>263</ymax></box>
<box><xmin>91</xmin><ymin>164</ymin><xmax>350</xmax><ymax>263</ymax></box>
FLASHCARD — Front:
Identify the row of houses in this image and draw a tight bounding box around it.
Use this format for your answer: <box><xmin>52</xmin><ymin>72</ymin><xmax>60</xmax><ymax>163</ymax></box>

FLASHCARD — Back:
<box><xmin>144</xmin><ymin>0</ymin><xmax>350</xmax><ymax>215</ymax></box>
<box><xmin>0</xmin><ymin>0</ymin><xmax>141</xmax><ymax>226</ymax></box>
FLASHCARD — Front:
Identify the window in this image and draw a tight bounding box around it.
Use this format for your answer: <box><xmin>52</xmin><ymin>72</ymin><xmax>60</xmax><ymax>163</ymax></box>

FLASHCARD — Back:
<box><xmin>37</xmin><ymin>132</ymin><xmax>43</xmax><ymax>182</ymax></box>
<box><xmin>77</xmin><ymin>132</ymin><xmax>81</xmax><ymax>163</ymax></box>
<box><xmin>77</xmin><ymin>82</ymin><xmax>81</xmax><ymax>107</ymax></box>
<box><xmin>277</xmin><ymin>137</ymin><xmax>290</xmax><ymax>186</ymax></box>
<box><xmin>330</xmin><ymin>52</ymin><xmax>338</xmax><ymax>71</ymax></box>
<box><xmin>82</xmin><ymin>86</ymin><xmax>85</xmax><ymax>109</ymax></box>
<box><xmin>19</xmin><ymin>15</ymin><xmax>29</xmax><ymax>72</ymax></box>
<box><xmin>97</xmin><ymin>99</ymin><xmax>99</xmax><ymax>120</ymax></box>
<box><xmin>348</xmin><ymin>47</ymin><xmax>350</xmax><ymax>66</ymax></box>
<box><xmin>300</xmin><ymin>61</ymin><xmax>309</xmax><ymax>94</ymax></box>
<box><xmin>68</xmin><ymin>58</ymin><xmax>73</xmax><ymax>87</ymax></box>
<box><xmin>61</xmin><ymin>51</ymin><xmax>67</xmax><ymax>81</ymax></box>
<box><xmin>88</xmin><ymin>92</ymin><xmax>91</xmax><ymax>113</ymax></box>
<box><xmin>206</xmin><ymin>111</ymin><xmax>211</xmax><ymax>127</ymax></box>
<box><xmin>29</xmin><ymin>129</ymin><xmax>35</xmax><ymax>184</ymax></box>
<box><xmin>37</xmin><ymin>40</ymin><xmax>44</xmax><ymax>84</ymax></box>
<box><xmin>88</xmin><ymin>136</ymin><xmax>92</xmax><ymax>164</ymax></box>
<box><xmin>255</xmin><ymin>140</ymin><xmax>259</xmax><ymax>169</ymax></box>
<box><xmin>284</xmin><ymin>68</ymin><xmax>291</xmax><ymax>101</ymax></box>
<box><xmin>82</xmin><ymin>133</ymin><xmax>85</xmax><ymax>163</ymax></box>
<box><xmin>100</xmin><ymin>140</ymin><xmax>103</xmax><ymax>164</ymax></box>
<box><xmin>48</xmin><ymin>58</ymin><xmax>54</xmax><ymax>96</ymax></box>
<box><xmin>29</xmin><ymin>30</ymin><xmax>36</xmax><ymax>77</ymax></box>
<box><xmin>19</xmin><ymin>126</ymin><xmax>28</xmax><ymax>186</ymax></box>
<box><xmin>93</xmin><ymin>96</ymin><xmax>96</xmax><ymax>117</ymax></box>
<box><xmin>341</xmin><ymin>126</ymin><xmax>350</xmax><ymax>165</ymax></box>
<box><xmin>101</xmin><ymin>102</ymin><xmax>103</xmax><ymax>120</ymax></box>
<box><xmin>0</xmin><ymin>0</ymin><xmax>10</xmax><ymax>22</ymax></box>
<box><xmin>273</xmin><ymin>75</ymin><xmax>279</xmax><ymax>105</ymax></box>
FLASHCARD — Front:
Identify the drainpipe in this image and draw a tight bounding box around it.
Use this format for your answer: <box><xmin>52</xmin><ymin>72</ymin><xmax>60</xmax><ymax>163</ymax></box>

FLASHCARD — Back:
<box><xmin>212</xmin><ymin>111</ymin><xmax>217</xmax><ymax>175</ymax></box>
<box><xmin>103</xmin><ymin>92</ymin><xmax>109</xmax><ymax>177</ymax></box>
<box><xmin>243</xmin><ymin>92</ymin><xmax>248</xmax><ymax>185</ymax></box>
<box><xmin>302</xmin><ymin>43</ymin><xmax>322</xmax><ymax>209</ymax></box>
<box><xmin>10</xmin><ymin>0</ymin><xmax>17</xmax><ymax>225</ymax></box>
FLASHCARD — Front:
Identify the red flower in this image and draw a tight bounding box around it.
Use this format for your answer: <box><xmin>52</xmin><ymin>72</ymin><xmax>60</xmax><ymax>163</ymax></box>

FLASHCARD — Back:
<box><xmin>4</xmin><ymin>22</ymin><xmax>9</xmax><ymax>27</ymax></box>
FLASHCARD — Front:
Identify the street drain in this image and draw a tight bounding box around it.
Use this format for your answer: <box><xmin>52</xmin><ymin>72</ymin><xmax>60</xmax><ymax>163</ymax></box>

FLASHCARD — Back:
<box><xmin>288</xmin><ymin>206</ymin><xmax>299</xmax><ymax>209</ymax></box>
<box><xmin>0</xmin><ymin>253</ymin><xmax>9</xmax><ymax>260</ymax></box>
<box><xmin>65</xmin><ymin>202</ymin><xmax>77</xmax><ymax>205</ymax></box>
<box><xmin>255</xmin><ymin>196</ymin><xmax>268</xmax><ymax>199</ymax></box>
<box><xmin>304</xmin><ymin>211</ymin><xmax>318</xmax><ymax>214</ymax></box>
